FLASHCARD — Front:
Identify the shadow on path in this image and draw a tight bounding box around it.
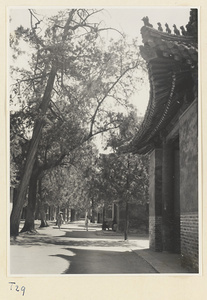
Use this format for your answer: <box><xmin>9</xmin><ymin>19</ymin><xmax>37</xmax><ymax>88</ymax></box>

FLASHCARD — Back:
<box><xmin>11</xmin><ymin>230</ymin><xmax>131</xmax><ymax>248</ymax></box>
<box><xmin>50</xmin><ymin>248</ymin><xmax>157</xmax><ymax>274</ymax></box>
<box><xmin>10</xmin><ymin>221</ymin><xmax>156</xmax><ymax>274</ymax></box>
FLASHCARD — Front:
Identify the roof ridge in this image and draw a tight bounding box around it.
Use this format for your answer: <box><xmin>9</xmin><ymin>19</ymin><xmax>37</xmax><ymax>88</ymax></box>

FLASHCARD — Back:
<box><xmin>141</xmin><ymin>26</ymin><xmax>196</xmax><ymax>44</ymax></box>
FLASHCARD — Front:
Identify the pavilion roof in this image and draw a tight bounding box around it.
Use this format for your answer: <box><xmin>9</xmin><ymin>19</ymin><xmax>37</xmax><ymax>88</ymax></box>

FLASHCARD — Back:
<box><xmin>121</xmin><ymin>9</ymin><xmax>198</xmax><ymax>154</ymax></box>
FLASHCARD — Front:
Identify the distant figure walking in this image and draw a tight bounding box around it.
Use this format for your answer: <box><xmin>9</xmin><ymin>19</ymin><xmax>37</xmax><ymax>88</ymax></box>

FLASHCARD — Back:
<box><xmin>85</xmin><ymin>216</ymin><xmax>89</xmax><ymax>231</ymax></box>
<box><xmin>57</xmin><ymin>213</ymin><xmax>63</xmax><ymax>229</ymax></box>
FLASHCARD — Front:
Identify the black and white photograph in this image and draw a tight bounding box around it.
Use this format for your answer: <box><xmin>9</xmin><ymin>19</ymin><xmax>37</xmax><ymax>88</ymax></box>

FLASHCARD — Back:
<box><xmin>8</xmin><ymin>6</ymin><xmax>199</xmax><ymax>278</ymax></box>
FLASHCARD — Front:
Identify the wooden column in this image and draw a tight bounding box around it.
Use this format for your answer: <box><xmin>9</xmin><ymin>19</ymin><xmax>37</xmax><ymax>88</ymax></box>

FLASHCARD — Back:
<box><xmin>162</xmin><ymin>142</ymin><xmax>174</xmax><ymax>251</ymax></box>
<box><xmin>149</xmin><ymin>148</ymin><xmax>163</xmax><ymax>251</ymax></box>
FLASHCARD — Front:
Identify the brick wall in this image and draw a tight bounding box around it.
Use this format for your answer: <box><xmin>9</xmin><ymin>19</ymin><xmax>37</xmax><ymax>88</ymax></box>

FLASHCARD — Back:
<box><xmin>149</xmin><ymin>216</ymin><xmax>162</xmax><ymax>251</ymax></box>
<box><xmin>179</xmin><ymin>100</ymin><xmax>198</xmax><ymax>272</ymax></box>
<box><xmin>179</xmin><ymin>100</ymin><xmax>198</xmax><ymax>213</ymax></box>
<box><xmin>180</xmin><ymin>213</ymin><xmax>199</xmax><ymax>272</ymax></box>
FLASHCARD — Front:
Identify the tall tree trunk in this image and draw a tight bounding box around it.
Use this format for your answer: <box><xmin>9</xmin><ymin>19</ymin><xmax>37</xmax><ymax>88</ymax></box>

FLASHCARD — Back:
<box><xmin>124</xmin><ymin>201</ymin><xmax>129</xmax><ymax>240</ymax></box>
<box><xmin>67</xmin><ymin>201</ymin><xmax>70</xmax><ymax>222</ymax></box>
<box><xmin>39</xmin><ymin>202</ymin><xmax>49</xmax><ymax>227</ymax></box>
<box><xmin>91</xmin><ymin>210</ymin><xmax>95</xmax><ymax>223</ymax></box>
<box><xmin>10</xmin><ymin>65</ymin><xmax>57</xmax><ymax>236</ymax></box>
<box><xmin>20</xmin><ymin>170</ymin><xmax>38</xmax><ymax>233</ymax></box>
<box><xmin>102</xmin><ymin>205</ymin><xmax>105</xmax><ymax>222</ymax></box>
<box><xmin>10</xmin><ymin>11</ymin><xmax>78</xmax><ymax>236</ymax></box>
<box><xmin>124</xmin><ymin>157</ymin><xmax>130</xmax><ymax>240</ymax></box>
<box><xmin>38</xmin><ymin>177</ymin><xmax>49</xmax><ymax>228</ymax></box>
<box><xmin>91</xmin><ymin>198</ymin><xmax>95</xmax><ymax>223</ymax></box>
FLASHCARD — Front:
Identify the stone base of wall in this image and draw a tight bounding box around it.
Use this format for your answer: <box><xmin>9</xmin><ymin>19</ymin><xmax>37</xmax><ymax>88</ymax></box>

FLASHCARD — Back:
<box><xmin>180</xmin><ymin>213</ymin><xmax>199</xmax><ymax>272</ymax></box>
<box><xmin>173</xmin><ymin>215</ymin><xmax>181</xmax><ymax>253</ymax></box>
<box><xmin>149</xmin><ymin>216</ymin><xmax>162</xmax><ymax>251</ymax></box>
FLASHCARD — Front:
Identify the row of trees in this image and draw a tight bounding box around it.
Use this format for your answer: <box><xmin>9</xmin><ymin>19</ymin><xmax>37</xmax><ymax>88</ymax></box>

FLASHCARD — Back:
<box><xmin>34</xmin><ymin>144</ymin><xmax>149</xmax><ymax>240</ymax></box>
<box><xmin>10</xmin><ymin>8</ymin><xmax>148</xmax><ymax>236</ymax></box>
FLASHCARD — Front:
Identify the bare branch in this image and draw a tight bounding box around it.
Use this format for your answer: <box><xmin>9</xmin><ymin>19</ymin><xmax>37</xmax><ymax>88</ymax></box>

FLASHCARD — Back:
<box><xmin>29</xmin><ymin>9</ymin><xmax>45</xmax><ymax>48</ymax></box>
<box><xmin>15</xmin><ymin>74</ymin><xmax>50</xmax><ymax>83</ymax></box>
<box><xmin>49</xmin><ymin>99</ymin><xmax>67</xmax><ymax>122</ymax></box>
<box><xmin>88</xmin><ymin>63</ymin><xmax>138</xmax><ymax>137</ymax></box>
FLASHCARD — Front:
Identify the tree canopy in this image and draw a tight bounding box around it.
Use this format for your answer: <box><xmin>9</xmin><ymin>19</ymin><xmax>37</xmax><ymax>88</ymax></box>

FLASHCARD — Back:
<box><xmin>10</xmin><ymin>8</ymin><xmax>146</xmax><ymax>236</ymax></box>
<box><xmin>95</xmin><ymin>153</ymin><xmax>149</xmax><ymax>206</ymax></box>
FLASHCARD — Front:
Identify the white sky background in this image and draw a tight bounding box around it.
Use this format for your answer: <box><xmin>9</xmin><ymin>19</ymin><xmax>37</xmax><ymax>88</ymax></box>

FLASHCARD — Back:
<box><xmin>9</xmin><ymin>7</ymin><xmax>191</xmax><ymax>151</ymax></box>
<box><xmin>9</xmin><ymin>7</ymin><xmax>191</xmax><ymax>114</ymax></box>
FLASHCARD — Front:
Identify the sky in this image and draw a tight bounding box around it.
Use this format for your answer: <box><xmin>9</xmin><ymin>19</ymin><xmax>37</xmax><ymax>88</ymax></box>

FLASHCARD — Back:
<box><xmin>10</xmin><ymin>7</ymin><xmax>191</xmax><ymax>39</ymax></box>
<box><xmin>9</xmin><ymin>6</ymin><xmax>191</xmax><ymax>116</ymax></box>
<box><xmin>9</xmin><ymin>7</ymin><xmax>192</xmax><ymax>151</ymax></box>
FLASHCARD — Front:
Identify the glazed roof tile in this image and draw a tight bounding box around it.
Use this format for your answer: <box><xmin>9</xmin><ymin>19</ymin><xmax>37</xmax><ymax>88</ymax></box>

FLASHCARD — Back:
<box><xmin>121</xmin><ymin>11</ymin><xmax>198</xmax><ymax>154</ymax></box>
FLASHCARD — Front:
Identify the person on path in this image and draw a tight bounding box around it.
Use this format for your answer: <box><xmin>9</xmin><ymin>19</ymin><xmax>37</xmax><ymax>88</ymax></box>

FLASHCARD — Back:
<box><xmin>57</xmin><ymin>213</ymin><xmax>63</xmax><ymax>229</ymax></box>
<box><xmin>85</xmin><ymin>216</ymin><xmax>89</xmax><ymax>231</ymax></box>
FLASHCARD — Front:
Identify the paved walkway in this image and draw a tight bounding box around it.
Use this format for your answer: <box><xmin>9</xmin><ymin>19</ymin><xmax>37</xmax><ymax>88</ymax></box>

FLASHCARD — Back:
<box><xmin>128</xmin><ymin>244</ymin><xmax>190</xmax><ymax>274</ymax></box>
<box><xmin>97</xmin><ymin>227</ymin><xmax>191</xmax><ymax>274</ymax></box>
<box><xmin>10</xmin><ymin>220</ymin><xmax>191</xmax><ymax>275</ymax></box>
